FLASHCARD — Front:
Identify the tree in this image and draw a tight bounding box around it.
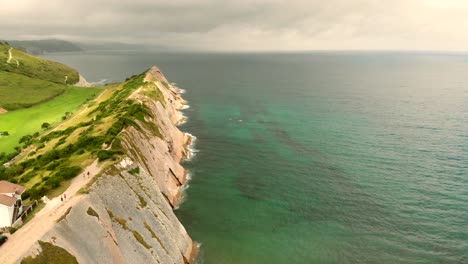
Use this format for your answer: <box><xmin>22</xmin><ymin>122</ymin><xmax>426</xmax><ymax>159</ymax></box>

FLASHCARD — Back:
<box><xmin>0</xmin><ymin>131</ymin><xmax>8</xmax><ymax>136</ymax></box>
<box><xmin>41</xmin><ymin>122</ymin><xmax>51</xmax><ymax>130</ymax></box>
<box><xmin>19</xmin><ymin>134</ymin><xmax>33</xmax><ymax>144</ymax></box>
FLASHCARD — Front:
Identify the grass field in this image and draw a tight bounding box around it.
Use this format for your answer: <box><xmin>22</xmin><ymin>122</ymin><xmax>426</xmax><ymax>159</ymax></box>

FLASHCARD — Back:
<box><xmin>0</xmin><ymin>71</ymin><xmax>67</xmax><ymax>110</ymax></box>
<box><xmin>0</xmin><ymin>42</ymin><xmax>79</xmax><ymax>84</ymax></box>
<box><xmin>0</xmin><ymin>86</ymin><xmax>101</xmax><ymax>153</ymax></box>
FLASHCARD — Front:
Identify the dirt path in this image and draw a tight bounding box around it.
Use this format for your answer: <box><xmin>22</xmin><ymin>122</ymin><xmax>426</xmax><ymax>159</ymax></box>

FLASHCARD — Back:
<box><xmin>0</xmin><ymin>159</ymin><xmax>102</xmax><ymax>264</ymax></box>
<box><xmin>6</xmin><ymin>48</ymin><xmax>19</xmax><ymax>67</ymax></box>
<box><xmin>6</xmin><ymin>48</ymin><xmax>12</xmax><ymax>63</ymax></box>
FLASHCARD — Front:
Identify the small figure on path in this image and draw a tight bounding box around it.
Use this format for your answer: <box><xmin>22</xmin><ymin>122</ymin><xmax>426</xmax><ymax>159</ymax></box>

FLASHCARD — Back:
<box><xmin>64</xmin><ymin>193</ymin><xmax>67</xmax><ymax>200</ymax></box>
<box><xmin>60</xmin><ymin>195</ymin><xmax>63</xmax><ymax>202</ymax></box>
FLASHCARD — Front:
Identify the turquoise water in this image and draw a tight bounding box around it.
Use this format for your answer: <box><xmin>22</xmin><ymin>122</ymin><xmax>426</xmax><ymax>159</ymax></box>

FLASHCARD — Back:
<box><xmin>45</xmin><ymin>52</ymin><xmax>468</xmax><ymax>263</ymax></box>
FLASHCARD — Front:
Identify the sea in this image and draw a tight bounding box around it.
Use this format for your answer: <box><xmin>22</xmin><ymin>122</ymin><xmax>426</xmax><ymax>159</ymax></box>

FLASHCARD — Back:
<box><xmin>44</xmin><ymin>51</ymin><xmax>468</xmax><ymax>264</ymax></box>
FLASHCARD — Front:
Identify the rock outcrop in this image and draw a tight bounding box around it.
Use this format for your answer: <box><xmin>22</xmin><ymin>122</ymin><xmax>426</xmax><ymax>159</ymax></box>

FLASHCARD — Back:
<box><xmin>73</xmin><ymin>74</ymin><xmax>93</xmax><ymax>87</ymax></box>
<box><xmin>20</xmin><ymin>67</ymin><xmax>195</xmax><ymax>264</ymax></box>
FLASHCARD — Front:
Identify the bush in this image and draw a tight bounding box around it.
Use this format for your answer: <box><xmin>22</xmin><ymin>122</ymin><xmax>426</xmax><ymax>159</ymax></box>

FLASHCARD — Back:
<box><xmin>45</xmin><ymin>160</ymin><xmax>64</xmax><ymax>171</ymax></box>
<box><xmin>55</xmin><ymin>166</ymin><xmax>81</xmax><ymax>180</ymax></box>
<box><xmin>97</xmin><ymin>150</ymin><xmax>112</xmax><ymax>161</ymax></box>
<box><xmin>45</xmin><ymin>175</ymin><xmax>62</xmax><ymax>189</ymax></box>
<box><xmin>19</xmin><ymin>171</ymin><xmax>35</xmax><ymax>183</ymax></box>
<box><xmin>25</xmin><ymin>187</ymin><xmax>47</xmax><ymax>200</ymax></box>
<box><xmin>21</xmin><ymin>190</ymin><xmax>31</xmax><ymax>200</ymax></box>
<box><xmin>128</xmin><ymin>167</ymin><xmax>140</xmax><ymax>175</ymax></box>
<box><xmin>19</xmin><ymin>134</ymin><xmax>33</xmax><ymax>145</ymax></box>
<box><xmin>36</xmin><ymin>149</ymin><xmax>60</xmax><ymax>166</ymax></box>
<box><xmin>8</xmin><ymin>227</ymin><xmax>17</xmax><ymax>234</ymax></box>
<box><xmin>41</xmin><ymin>122</ymin><xmax>51</xmax><ymax>130</ymax></box>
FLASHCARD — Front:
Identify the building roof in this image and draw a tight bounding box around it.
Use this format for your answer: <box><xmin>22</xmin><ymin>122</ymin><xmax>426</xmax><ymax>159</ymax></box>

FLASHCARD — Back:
<box><xmin>0</xmin><ymin>181</ymin><xmax>26</xmax><ymax>195</ymax></box>
<box><xmin>0</xmin><ymin>194</ymin><xmax>17</xmax><ymax>207</ymax></box>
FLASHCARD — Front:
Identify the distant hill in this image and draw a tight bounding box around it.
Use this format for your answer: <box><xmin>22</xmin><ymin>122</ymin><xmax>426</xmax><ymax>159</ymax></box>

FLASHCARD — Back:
<box><xmin>0</xmin><ymin>42</ymin><xmax>79</xmax><ymax>84</ymax></box>
<box><xmin>5</xmin><ymin>39</ymin><xmax>82</xmax><ymax>55</ymax></box>
<box><xmin>77</xmin><ymin>41</ymin><xmax>147</xmax><ymax>51</ymax></box>
<box><xmin>0</xmin><ymin>42</ymin><xmax>81</xmax><ymax>111</ymax></box>
<box><xmin>77</xmin><ymin>41</ymin><xmax>178</xmax><ymax>52</ymax></box>
<box><xmin>3</xmin><ymin>39</ymin><xmax>182</xmax><ymax>54</ymax></box>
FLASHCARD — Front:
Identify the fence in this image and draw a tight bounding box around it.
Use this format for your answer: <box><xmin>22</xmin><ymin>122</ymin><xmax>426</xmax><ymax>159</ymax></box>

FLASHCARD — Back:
<box><xmin>11</xmin><ymin>200</ymin><xmax>39</xmax><ymax>228</ymax></box>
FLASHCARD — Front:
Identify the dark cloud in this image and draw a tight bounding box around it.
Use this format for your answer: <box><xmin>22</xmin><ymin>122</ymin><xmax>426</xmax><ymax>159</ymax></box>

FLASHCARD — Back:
<box><xmin>1</xmin><ymin>0</ymin><xmax>468</xmax><ymax>51</ymax></box>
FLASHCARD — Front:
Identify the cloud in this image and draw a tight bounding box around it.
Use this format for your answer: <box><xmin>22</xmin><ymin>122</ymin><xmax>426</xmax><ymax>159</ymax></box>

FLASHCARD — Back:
<box><xmin>1</xmin><ymin>0</ymin><xmax>468</xmax><ymax>51</ymax></box>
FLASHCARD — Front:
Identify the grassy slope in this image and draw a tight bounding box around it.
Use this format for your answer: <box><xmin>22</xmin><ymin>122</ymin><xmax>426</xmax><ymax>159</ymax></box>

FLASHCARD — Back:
<box><xmin>0</xmin><ymin>71</ymin><xmax>168</xmax><ymax>202</ymax></box>
<box><xmin>0</xmin><ymin>71</ymin><xmax>67</xmax><ymax>110</ymax></box>
<box><xmin>21</xmin><ymin>241</ymin><xmax>78</xmax><ymax>264</ymax></box>
<box><xmin>0</xmin><ymin>86</ymin><xmax>100</xmax><ymax>153</ymax></box>
<box><xmin>0</xmin><ymin>43</ymin><xmax>79</xmax><ymax>84</ymax></box>
<box><xmin>0</xmin><ymin>42</ymin><xmax>99</xmax><ymax>154</ymax></box>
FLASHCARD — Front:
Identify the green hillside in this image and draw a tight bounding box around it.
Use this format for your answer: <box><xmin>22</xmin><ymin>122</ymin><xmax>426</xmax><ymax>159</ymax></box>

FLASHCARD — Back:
<box><xmin>0</xmin><ymin>42</ymin><xmax>101</xmax><ymax>161</ymax></box>
<box><xmin>0</xmin><ymin>42</ymin><xmax>79</xmax><ymax>84</ymax></box>
<box><xmin>0</xmin><ymin>86</ymin><xmax>100</xmax><ymax>153</ymax></box>
<box><xmin>0</xmin><ymin>72</ymin><xmax>160</xmax><ymax>201</ymax></box>
<box><xmin>0</xmin><ymin>71</ymin><xmax>67</xmax><ymax>110</ymax></box>
<box><xmin>0</xmin><ymin>43</ymin><xmax>83</xmax><ymax>111</ymax></box>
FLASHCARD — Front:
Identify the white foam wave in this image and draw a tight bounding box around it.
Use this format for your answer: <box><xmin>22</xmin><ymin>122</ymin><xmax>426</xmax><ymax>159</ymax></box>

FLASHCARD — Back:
<box><xmin>94</xmin><ymin>79</ymin><xmax>108</xmax><ymax>85</ymax></box>
<box><xmin>177</xmin><ymin>116</ymin><xmax>188</xmax><ymax>126</ymax></box>
<box><xmin>185</xmin><ymin>133</ymin><xmax>199</xmax><ymax>161</ymax></box>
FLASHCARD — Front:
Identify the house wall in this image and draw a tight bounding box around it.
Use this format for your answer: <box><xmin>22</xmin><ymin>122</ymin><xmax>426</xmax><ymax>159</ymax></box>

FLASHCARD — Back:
<box><xmin>0</xmin><ymin>204</ymin><xmax>14</xmax><ymax>227</ymax></box>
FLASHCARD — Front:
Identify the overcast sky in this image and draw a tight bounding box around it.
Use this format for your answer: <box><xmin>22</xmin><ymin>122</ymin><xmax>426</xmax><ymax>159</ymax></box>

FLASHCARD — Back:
<box><xmin>2</xmin><ymin>0</ymin><xmax>468</xmax><ymax>51</ymax></box>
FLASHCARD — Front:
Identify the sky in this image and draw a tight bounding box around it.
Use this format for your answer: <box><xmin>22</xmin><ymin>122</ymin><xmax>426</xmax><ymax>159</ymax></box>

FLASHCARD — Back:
<box><xmin>2</xmin><ymin>0</ymin><xmax>468</xmax><ymax>51</ymax></box>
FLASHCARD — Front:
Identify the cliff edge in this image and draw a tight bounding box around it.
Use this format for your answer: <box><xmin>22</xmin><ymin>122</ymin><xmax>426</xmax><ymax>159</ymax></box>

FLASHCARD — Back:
<box><xmin>0</xmin><ymin>67</ymin><xmax>196</xmax><ymax>264</ymax></box>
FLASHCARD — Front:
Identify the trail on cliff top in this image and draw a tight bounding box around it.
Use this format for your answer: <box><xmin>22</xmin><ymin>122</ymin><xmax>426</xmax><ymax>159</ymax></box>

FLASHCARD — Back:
<box><xmin>0</xmin><ymin>160</ymin><xmax>101</xmax><ymax>264</ymax></box>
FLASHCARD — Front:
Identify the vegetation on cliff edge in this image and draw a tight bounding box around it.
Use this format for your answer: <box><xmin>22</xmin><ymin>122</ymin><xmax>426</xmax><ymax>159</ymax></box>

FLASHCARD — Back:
<box><xmin>0</xmin><ymin>70</ymin><xmax>166</xmax><ymax>202</ymax></box>
<box><xmin>21</xmin><ymin>241</ymin><xmax>78</xmax><ymax>264</ymax></box>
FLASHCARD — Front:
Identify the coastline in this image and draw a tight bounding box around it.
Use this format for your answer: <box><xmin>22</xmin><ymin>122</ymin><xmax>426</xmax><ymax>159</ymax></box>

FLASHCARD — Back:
<box><xmin>160</xmin><ymin>71</ymin><xmax>200</xmax><ymax>263</ymax></box>
<box><xmin>169</xmin><ymin>76</ymin><xmax>201</xmax><ymax>262</ymax></box>
<box><xmin>0</xmin><ymin>67</ymin><xmax>199</xmax><ymax>264</ymax></box>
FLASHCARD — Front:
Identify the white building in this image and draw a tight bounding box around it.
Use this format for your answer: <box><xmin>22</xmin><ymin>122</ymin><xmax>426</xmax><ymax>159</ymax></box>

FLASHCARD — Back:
<box><xmin>0</xmin><ymin>181</ymin><xmax>25</xmax><ymax>228</ymax></box>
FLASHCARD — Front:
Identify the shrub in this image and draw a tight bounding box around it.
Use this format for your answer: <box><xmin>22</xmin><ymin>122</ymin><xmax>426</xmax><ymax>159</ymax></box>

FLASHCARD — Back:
<box><xmin>8</xmin><ymin>227</ymin><xmax>17</xmax><ymax>234</ymax></box>
<box><xmin>41</xmin><ymin>122</ymin><xmax>51</xmax><ymax>130</ymax></box>
<box><xmin>128</xmin><ymin>167</ymin><xmax>140</xmax><ymax>175</ymax></box>
<box><xmin>19</xmin><ymin>134</ymin><xmax>33</xmax><ymax>145</ymax></box>
<box><xmin>97</xmin><ymin>150</ymin><xmax>111</xmax><ymax>161</ymax></box>
<box><xmin>19</xmin><ymin>171</ymin><xmax>35</xmax><ymax>183</ymax></box>
<box><xmin>56</xmin><ymin>166</ymin><xmax>81</xmax><ymax>180</ymax></box>
<box><xmin>26</xmin><ymin>187</ymin><xmax>48</xmax><ymax>200</ymax></box>
<box><xmin>45</xmin><ymin>175</ymin><xmax>62</xmax><ymax>188</ymax></box>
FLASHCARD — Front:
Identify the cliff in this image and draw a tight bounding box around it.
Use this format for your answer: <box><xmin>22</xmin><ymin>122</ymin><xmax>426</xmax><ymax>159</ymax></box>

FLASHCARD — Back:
<box><xmin>2</xmin><ymin>67</ymin><xmax>196</xmax><ymax>264</ymax></box>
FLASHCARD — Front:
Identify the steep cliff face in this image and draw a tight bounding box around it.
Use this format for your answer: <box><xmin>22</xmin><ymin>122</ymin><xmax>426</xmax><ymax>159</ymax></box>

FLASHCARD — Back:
<box><xmin>121</xmin><ymin>67</ymin><xmax>190</xmax><ymax>208</ymax></box>
<box><xmin>22</xmin><ymin>67</ymin><xmax>195</xmax><ymax>264</ymax></box>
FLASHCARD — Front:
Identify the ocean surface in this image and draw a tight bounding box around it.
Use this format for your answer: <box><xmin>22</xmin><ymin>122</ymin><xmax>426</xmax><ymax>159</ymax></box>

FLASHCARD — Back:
<box><xmin>45</xmin><ymin>51</ymin><xmax>468</xmax><ymax>263</ymax></box>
